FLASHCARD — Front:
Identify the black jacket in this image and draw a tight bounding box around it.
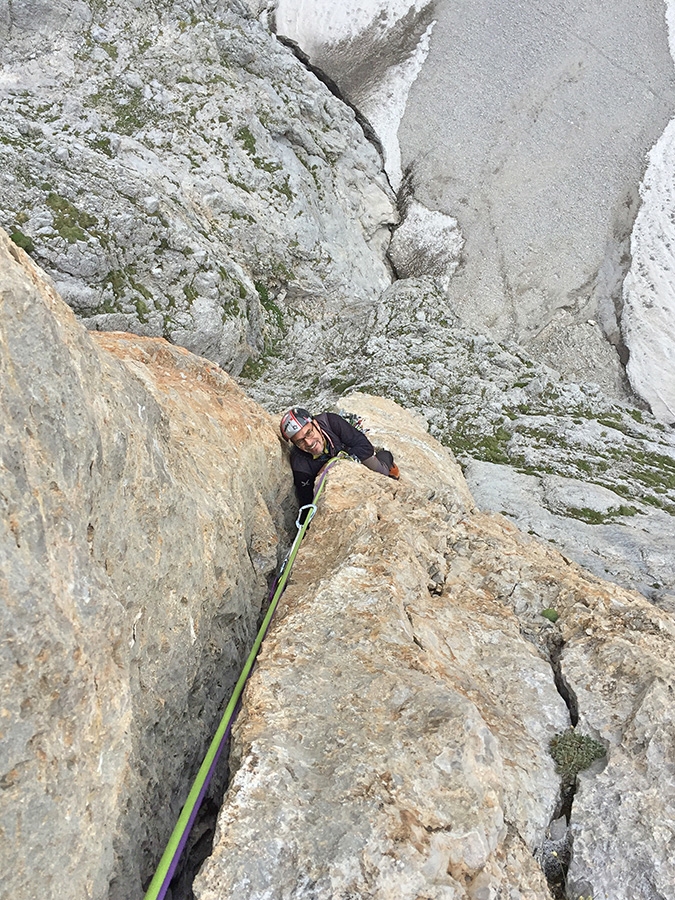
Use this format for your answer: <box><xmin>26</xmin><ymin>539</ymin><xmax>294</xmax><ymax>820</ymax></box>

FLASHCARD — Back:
<box><xmin>290</xmin><ymin>412</ymin><xmax>375</xmax><ymax>507</ymax></box>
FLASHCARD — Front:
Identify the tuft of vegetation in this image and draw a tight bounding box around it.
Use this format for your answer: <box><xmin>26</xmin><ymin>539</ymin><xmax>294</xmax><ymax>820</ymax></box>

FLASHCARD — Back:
<box><xmin>235</xmin><ymin>125</ymin><xmax>257</xmax><ymax>155</ymax></box>
<box><xmin>541</xmin><ymin>608</ymin><xmax>559</xmax><ymax>623</ymax></box>
<box><xmin>550</xmin><ymin>728</ymin><xmax>606</xmax><ymax>784</ymax></box>
<box><xmin>9</xmin><ymin>229</ymin><xmax>35</xmax><ymax>254</ymax></box>
<box><xmin>565</xmin><ymin>505</ymin><xmax>640</xmax><ymax>525</ymax></box>
<box><xmin>89</xmin><ymin>135</ymin><xmax>114</xmax><ymax>157</ymax></box>
<box><xmin>46</xmin><ymin>192</ymin><xmax>97</xmax><ymax>243</ymax></box>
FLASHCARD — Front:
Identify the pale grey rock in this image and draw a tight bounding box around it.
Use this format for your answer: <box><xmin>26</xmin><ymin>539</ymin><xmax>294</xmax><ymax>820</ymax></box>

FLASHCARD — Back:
<box><xmin>0</xmin><ymin>229</ymin><xmax>293</xmax><ymax>900</ymax></box>
<box><xmin>442</xmin><ymin>495</ymin><xmax>675</xmax><ymax>900</ymax></box>
<box><xmin>562</xmin><ymin>612</ymin><xmax>675</xmax><ymax>900</ymax></box>
<box><xmin>273</xmin><ymin>0</ymin><xmax>675</xmax><ymax>398</ymax></box>
<box><xmin>464</xmin><ymin>460</ymin><xmax>675</xmax><ymax>611</ymax></box>
<box><xmin>0</xmin><ymin>0</ymin><xmax>396</xmax><ymax>372</ymax></box>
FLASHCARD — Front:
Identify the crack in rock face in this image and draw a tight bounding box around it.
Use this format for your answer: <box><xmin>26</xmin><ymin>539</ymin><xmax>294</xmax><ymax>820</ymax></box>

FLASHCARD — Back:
<box><xmin>0</xmin><ymin>228</ymin><xmax>294</xmax><ymax>900</ymax></box>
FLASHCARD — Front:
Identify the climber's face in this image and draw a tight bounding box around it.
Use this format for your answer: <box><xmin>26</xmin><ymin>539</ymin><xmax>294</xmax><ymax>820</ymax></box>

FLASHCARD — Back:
<box><xmin>292</xmin><ymin>421</ymin><xmax>325</xmax><ymax>455</ymax></box>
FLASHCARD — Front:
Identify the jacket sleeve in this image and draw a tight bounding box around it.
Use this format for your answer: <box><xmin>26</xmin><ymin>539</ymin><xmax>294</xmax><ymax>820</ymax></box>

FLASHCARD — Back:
<box><xmin>324</xmin><ymin>413</ymin><xmax>375</xmax><ymax>461</ymax></box>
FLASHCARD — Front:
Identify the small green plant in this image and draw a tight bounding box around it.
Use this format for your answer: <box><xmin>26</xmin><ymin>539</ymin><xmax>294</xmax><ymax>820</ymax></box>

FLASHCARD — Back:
<box><xmin>46</xmin><ymin>192</ymin><xmax>97</xmax><ymax>243</ymax></box>
<box><xmin>541</xmin><ymin>608</ymin><xmax>559</xmax><ymax>623</ymax></box>
<box><xmin>236</xmin><ymin>125</ymin><xmax>257</xmax><ymax>155</ymax></box>
<box><xmin>9</xmin><ymin>229</ymin><xmax>35</xmax><ymax>253</ymax></box>
<box><xmin>550</xmin><ymin>729</ymin><xmax>605</xmax><ymax>783</ymax></box>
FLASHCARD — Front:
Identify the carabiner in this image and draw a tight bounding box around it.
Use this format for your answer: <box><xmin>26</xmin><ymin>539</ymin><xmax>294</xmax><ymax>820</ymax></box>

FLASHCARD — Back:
<box><xmin>296</xmin><ymin>503</ymin><xmax>317</xmax><ymax>529</ymax></box>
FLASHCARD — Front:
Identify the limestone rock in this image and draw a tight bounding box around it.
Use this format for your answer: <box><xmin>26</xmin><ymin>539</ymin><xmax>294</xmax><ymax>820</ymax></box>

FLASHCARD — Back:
<box><xmin>195</xmin><ymin>395</ymin><xmax>566</xmax><ymax>899</ymax></box>
<box><xmin>450</xmin><ymin>509</ymin><xmax>675</xmax><ymax>900</ymax></box>
<box><xmin>465</xmin><ymin>460</ymin><xmax>675</xmax><ymax>613</ymax></box>
<box><xmin>247</xmin><ymin>276</ymin><xmax>675</xmax><ymax>610</ymax></box>
<box><xmin>0</xmin><ymin>0</ymin><xmax>395</xmax><ymax>371</ymax></box>
<box><xmin>195</xmin><ymin>394</ymin><xmax>675</xmax><ymax>900</ymax></box>
<box><xmin>272</xmin><ymin>0</ymin><xmax>675</xmax><ymax>397</ymax></box>
<box><xmin>0</xmin><ymin>227</ymin><xmax>293</xmax><ymax>899</ymax></box>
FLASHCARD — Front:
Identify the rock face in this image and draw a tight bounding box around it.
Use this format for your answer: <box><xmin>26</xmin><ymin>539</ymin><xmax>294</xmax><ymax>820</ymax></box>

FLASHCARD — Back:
<box><xmin>0</xmin><ymin>0</ymin><xmax>395</xmax><ymax>371</ymax></box>
<box><xmin>3</xmin><ymin>0</ymin><xmax>675</xmax><ymax>614</ymax></box>
<box><xmin>273</xmin><ymin>0</ymin><xmax>675</xmax><ymax>401</ymax></box>
<box><xmin>0</xmin><ymin>227</ymin><xmax>293</xmax><ymax>899</ymax></box>
<box><xmin>194</xmin><ymin>395</ymin><xmax>675</xmax><ymax>900</ymax></box>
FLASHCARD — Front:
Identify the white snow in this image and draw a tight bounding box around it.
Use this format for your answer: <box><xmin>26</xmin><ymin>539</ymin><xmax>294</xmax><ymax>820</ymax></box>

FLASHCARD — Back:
<box><xmin>274</xmin><ymin>0</ymin><xmax>435</xmax><ymax>190</ymax></box>
<box><xmin>621</xmin><ymin>0</ymin><xmax>675</xmax><ymax>423</ymax></box>
<box><xmin>275</xmin><ymin>0</ymin><xmax>432</xmax><ymax>51</ymax></box>
<box><xmin>388</xmin><ymin>200</ymin><xmax>463</xmax><ymax>289</ymax></box>
<box><xmin>274</xmin><ymin>0</ymin><xmax>463</xmax><ymax>285</ymax></box>
<box><xmin>622</xmin><ymin>116</ymin><xmax>675</xmax><ymax>424</ymax></box>
<box><xmin>358</xmin><ymin>20</ymin><xmax>434</xmax><ymax>191</ymax></box>
<box><xmin>275</xmin><ymin>0</ymin><xmax>675</xmax><ymax>419</ymax></box>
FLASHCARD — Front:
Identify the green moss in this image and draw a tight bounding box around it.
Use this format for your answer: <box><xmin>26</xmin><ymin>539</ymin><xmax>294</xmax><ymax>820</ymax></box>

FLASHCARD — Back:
<box><xmin>86</xmin><ymin>82</ymin><xmax>158</xmax><ymax>136</ymax></box>
<box><xmin>183</xmin><ymin>283</ymin><xmax>198</xmax><ymax>306</ymax></box>
<box><xmin>254</xmin><ymin>281</ymin><xmax>269</xmax><ymax>304</ymax></box>
<box><xmin>46</xmin><ymin>191</ymin><xmax>97</xmax><ymax>243</ymax></box>
<box><xmin>228</xmin><ymin>175</ymin><xmax>252</xmax><ymax>193</ymax></box>
<box><xmin>100</xmin><ymin>41</ymin><xmax>118</xmax><ymax>59</ymax></box>
<box><xmin>254</xmin><ymin>281</ymin><xmax>285</xmax><ymax>330</ymax></box>
<box><xmin>236</xmin><ymin>125</ymin><xmax>257</xmax><ymax>155</ymax></box>
<box><xmin>103</xmin><ymin>269</ymin><xmax>126</xmax><ymax>298</ymax></box>
<box><xmin>329</xmin><ymin>376</ymin><xmax>359</xmax><ymax>393</ymax></box>
<box><xmin>239</xmin><ymin>354</ymin><xmax>269</xmax><ymax>379</ymax></box>
<box><xmin>550</xmin><ymin>729</ymin><xmax>605</xmax><ymax>783</ymax></box>
<box><xmin>89</xmin><ymin>135</ymin><xmax>114</xmax><ymax>157</ymax></box>
<box><xmin>230</xmin><ymin>210</ymin><xmax>255</xmax><ymax>223</ymax></box>
<box><xmin>541</xmin><ymin>608</ymin><xmax>559</xmax><ymax>623</ymax></box>
<box><xmin>134</xmin><ymin>298</ymin><xmax>149</xmax><ymax>323</ymax></box>
<box><xmin>9</xmin><ymin>229</ymin><xmax>35</xmax><ymax>254</ymax></box>
<box><xmin>129</xmin><ymin>278</ymin><xmax>153</xmax><ymax>301</ymax></box>
<box><xmin>274</xmin><ymin>175</ymin><xmax>294</xmax><ymax>202</ymax></box>
<box><xmin>564</xmin><ymin>506</ymin><xmax>637</xmax><ymax>525</ymax></box>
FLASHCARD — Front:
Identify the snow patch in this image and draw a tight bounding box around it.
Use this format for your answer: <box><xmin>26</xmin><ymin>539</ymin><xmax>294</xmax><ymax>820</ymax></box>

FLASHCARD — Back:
<box><xmin>622</xmin><ymin>117</ymin><xmax>675</xmax><ymax>424</ymax></box>
<box><xmin>275</xmin><ymin>0</ymin><xmax>432</xmax><ymax>51</ymax></box>
<box><xmin>621</xmin><ymin>0</ymin><xmax>675</xmax><ymax>424</ymax></box>
<box><xmin>389</xmin><ymin>200</ymin><xmax>463</xmax><ymax>290</ymax></box>
<box><xmin>274</xmin><ymin>0</ymin><xmax>434</xmax><ymax>191</ymax></box>
<box><xmin>359</xmin><ymin>20</ymin><xmax>434</xmax><ymax>191</ymax></box>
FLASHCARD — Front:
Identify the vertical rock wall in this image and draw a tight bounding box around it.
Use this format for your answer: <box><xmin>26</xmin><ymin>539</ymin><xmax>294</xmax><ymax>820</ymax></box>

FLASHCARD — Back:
<box><xmin>0</xmin><ymin>228</ymin><xmax>293</xmax><ymax>899</ymax></box>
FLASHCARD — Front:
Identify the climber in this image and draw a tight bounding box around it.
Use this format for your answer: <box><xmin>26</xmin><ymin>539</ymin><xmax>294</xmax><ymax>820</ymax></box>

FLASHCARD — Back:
<box><xmin>279</xmin><ymin>407</ymin><xmax>400</xmax><ymax>509</ymax></box>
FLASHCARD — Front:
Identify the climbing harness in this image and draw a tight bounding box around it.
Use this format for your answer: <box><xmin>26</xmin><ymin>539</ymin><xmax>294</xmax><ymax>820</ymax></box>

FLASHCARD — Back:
<box><xmin>143</xmin><ymin>460</ymin><xmax>338</xmax><ymax>900</ymax></box>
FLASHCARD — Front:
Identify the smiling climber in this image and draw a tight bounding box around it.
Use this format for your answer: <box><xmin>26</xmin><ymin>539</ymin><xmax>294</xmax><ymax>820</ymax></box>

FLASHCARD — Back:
<box><xmin>279</xmin><ymin>407</ymin><xmax>400</xmax><ymax>510</ymax></box>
